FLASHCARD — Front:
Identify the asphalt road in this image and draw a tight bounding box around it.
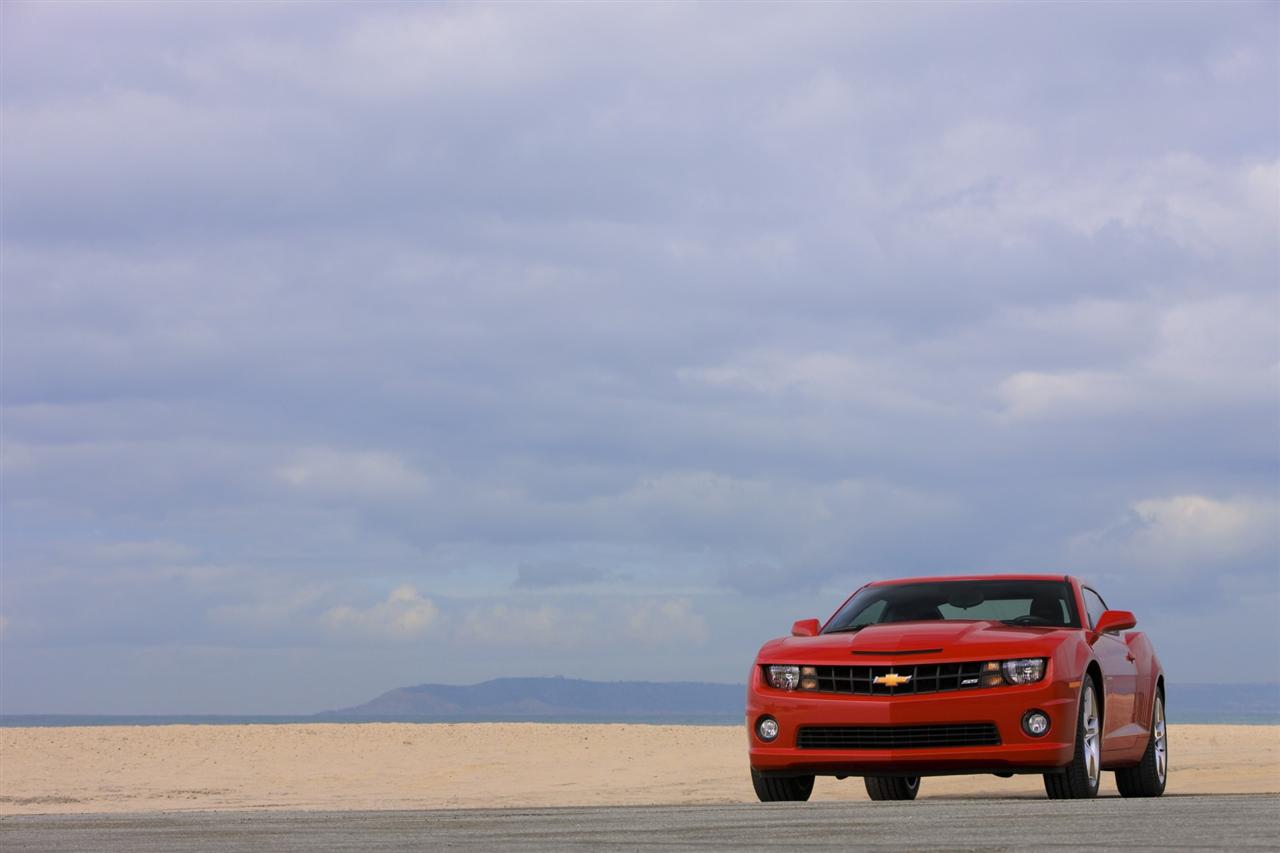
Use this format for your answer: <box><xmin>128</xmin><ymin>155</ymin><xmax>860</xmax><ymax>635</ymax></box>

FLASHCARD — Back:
<box><xmin>2</xmin><ymin>795</ymin><xmax>1276</xmax><ymax>852</ymax></box>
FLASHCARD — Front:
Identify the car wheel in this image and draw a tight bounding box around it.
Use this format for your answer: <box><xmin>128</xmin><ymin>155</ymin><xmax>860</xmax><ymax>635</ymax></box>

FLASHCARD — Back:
<box><xmin>1115</xmin><ymin>690</ymin><xmax>1167</xmax><ymax>797</ymax></box>
<box><xmin>751</xmin><ymin>769</ymin><xmax>815</xmax><ymax>802</ymax></box>
<box><xmin>864</xmin><ymin>775</ymin><xmax>920</xmax><ymax>801</ymax></box>
<box><xmin>1044</xmin><ymin>677</ymin><xmax>1102</xmax><ymax>799</ymax></box>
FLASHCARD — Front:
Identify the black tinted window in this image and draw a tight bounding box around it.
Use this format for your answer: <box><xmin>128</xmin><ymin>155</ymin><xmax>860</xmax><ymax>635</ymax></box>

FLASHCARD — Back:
<box><xmin>825</xmin><ymin>579</ymin><xmax>1080</xmax><ymax>631</ymax></box>
<box><xmin>1082</xmin><ymin>587</ymin><xmax>1108</xmax><ymax>629</ymax></box>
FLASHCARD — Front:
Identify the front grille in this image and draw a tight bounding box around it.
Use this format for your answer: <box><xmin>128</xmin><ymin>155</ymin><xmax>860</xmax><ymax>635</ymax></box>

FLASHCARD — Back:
<box><xmin>811</xmin><ymin>662</ymin><xmax>987</xmax><ymax>696</ymax></box>
<box><xmin>797</xmin><ymin>723</ymin><xmax>1001</xmax><ymax>750</ymax></box>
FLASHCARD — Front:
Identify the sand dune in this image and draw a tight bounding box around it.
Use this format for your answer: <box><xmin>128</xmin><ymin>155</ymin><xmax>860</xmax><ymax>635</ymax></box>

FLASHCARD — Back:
<box><xmin>1</xmin><ymin>723</ymin><xmax>1276</xmax><ymax>814</ymax></box>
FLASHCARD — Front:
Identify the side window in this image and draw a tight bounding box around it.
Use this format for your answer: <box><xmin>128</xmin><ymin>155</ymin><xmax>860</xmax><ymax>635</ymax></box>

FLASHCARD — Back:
<box><xmin>1082</xmin><ymin>588</ymin><xmax>1108</xmax><ymax>629</ymax></box>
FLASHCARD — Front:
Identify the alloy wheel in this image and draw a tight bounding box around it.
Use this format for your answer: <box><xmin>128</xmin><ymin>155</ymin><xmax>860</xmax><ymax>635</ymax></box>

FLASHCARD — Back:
<box><xmin>1153</xmin><ymin>695</ymin><xmax>1167</xmax><ymax>784</ymax></box>
<box><xmin>1083</xmin><ymin>684</ymin><xmax>1100</xmax><ymax>788</ymax></box>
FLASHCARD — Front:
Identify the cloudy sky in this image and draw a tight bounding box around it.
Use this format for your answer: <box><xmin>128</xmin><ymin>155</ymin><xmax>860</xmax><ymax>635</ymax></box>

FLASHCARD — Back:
<box><xmin>2</xmin><ymin>2</ymin><xmax>1277</xmax><ymax>714</ymax></box>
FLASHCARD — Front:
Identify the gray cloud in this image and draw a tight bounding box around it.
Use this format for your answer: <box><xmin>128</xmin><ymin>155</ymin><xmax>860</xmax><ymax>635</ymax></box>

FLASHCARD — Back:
<box><xmin>2</xmin><ymin>1</ymin><xmax>1276</xmax><ymax>712</ymax></box>
<box><xmin>513</xmin><ymin>562</ymin><xmax>618</xmax><ymax>589</ymax></box>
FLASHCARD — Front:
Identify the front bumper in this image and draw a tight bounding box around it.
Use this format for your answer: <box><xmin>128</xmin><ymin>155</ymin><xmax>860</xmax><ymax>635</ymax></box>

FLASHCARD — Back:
<box><xmin>747</xmin><ymin>671</ymin><xmax>1078</xmax><ymax>776</ymax></box>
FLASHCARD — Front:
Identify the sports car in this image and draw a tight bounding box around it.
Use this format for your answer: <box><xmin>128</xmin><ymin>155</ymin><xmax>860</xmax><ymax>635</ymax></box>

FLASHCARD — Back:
<box><xmin>747</xmin><ymin>574</ymin><xmax>1166</xmax><ymax>801</ymax></box>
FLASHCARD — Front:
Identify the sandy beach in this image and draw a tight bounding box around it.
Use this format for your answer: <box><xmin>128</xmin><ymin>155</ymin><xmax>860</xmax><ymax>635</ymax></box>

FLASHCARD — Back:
<box><xmin>1</xmin><ymin>723</ymin><xmax>1276</xmax><ymax>815</ymax></box>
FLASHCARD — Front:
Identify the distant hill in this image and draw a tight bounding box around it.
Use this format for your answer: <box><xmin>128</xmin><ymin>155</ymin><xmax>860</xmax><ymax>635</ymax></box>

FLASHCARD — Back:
<box><xmin>316</xmin><ymin>677</ymin><xmax>745</xmax><ymax>723</ymax></box>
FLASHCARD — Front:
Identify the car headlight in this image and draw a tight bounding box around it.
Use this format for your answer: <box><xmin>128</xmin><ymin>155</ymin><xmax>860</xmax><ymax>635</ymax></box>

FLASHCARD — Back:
<box><xmin>766</xmin><ymin>665</ymin><xmax>800</xmax><ymax>690</ymax></box>
<box><xmin>1001</xmin><ymin>658</ymin><xmax>1047</xmax><ymax>685</ymax></box>
<box><xmin>765</xmin><ymin>665</ymin><xmax>818</xmax><ymax>690</ymax></box>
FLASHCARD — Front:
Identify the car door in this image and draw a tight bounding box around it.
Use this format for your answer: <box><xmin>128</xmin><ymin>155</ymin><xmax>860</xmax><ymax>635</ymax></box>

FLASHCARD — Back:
<box><xmin>1083</xmin><ymin>587</ymin><xmax>1140</xmax><ymax>750</ymax></box>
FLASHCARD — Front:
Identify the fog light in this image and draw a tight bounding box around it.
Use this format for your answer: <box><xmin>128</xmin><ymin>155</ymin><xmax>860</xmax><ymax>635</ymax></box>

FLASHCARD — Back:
<box><xmin>1022</xmin><ymin>710</ymin><xmax>1050</xmax><ymax>737</ymax></box>
<box><xmin>757</xmin><ymin>716</ymin><xmax>779</xmax><ymax>742</ymax></box>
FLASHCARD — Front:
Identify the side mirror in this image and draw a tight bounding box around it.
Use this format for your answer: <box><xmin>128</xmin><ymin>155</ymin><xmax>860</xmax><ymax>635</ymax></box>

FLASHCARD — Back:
<box><xmin>791</xmin><ymin>618</ymin><xmax>821</xmax><ymax>637</ymax></box>
<box><xmin>1094</xmin><ymin>609</ymin><xmax>1137</xmax><ymax>635</ymax></box>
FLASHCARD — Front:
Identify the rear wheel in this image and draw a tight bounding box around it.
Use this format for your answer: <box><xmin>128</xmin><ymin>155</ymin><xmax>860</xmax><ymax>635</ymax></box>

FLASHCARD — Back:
<box><xmin>1044</xmin><ymin>677</ymin><xmax>1102</xmax><ymax>799</ymax></box>
<box><xmin>751</xmin><ymin>769</ymin><xmax>814</xmax><ymax>802</ymax></box>
<box><xmin>864</xmin><ymin>775</ymin><xmax>920</xmax><ymax>801</ymax></box>
<box><xmin>1115</xmin><ymin>691</ymin><xmax>1167</xmax><ymax>797</ymax></box>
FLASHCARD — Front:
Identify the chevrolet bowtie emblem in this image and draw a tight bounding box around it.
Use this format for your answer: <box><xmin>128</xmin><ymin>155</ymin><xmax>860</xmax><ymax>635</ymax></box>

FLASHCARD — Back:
<box><xmin>874</xmin><ymin>673</ymin><xmax>912</xmax><ymax>687</ymax></box>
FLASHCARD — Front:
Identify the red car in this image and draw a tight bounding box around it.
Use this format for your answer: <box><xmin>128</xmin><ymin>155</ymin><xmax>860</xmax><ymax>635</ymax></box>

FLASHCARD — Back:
<box><xmin>747</xmin><ymin>574</ymin><xmax>1167</xmax><ymax>801</ymax></box>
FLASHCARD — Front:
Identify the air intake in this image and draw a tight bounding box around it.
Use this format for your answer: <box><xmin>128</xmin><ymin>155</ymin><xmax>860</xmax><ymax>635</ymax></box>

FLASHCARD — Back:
<box><xmin>796</xmin><ymin>723</ymin><xmax>1000</xmax><ymax>750</ymax></box>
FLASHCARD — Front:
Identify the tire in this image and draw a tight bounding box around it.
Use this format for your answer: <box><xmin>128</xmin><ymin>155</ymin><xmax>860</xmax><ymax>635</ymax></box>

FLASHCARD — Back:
<box><xmin>1115</xmin><ymin>690</ymin><xmax>1167</xmax><ymax>797</ymax></box>
<box><xmin>864</xmin><ymin>775</ymin><xmax>920</xmax><ymax>801</ymax></box>
<box><xmin>1044</xmin><ymin>677</ymin><xmax>1102</xmax><ymax>799</ymax></box>
<box><xmin>751</xmin><ymin>769</ymin><xmax>814</xmax><ymax>802</ymax></box>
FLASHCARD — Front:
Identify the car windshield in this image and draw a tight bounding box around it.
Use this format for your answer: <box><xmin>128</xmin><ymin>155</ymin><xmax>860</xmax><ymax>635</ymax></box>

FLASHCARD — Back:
<box><xmin>824</xmin><ymin>579</ymin><xmax>1080</xmax><ymax>632</ymax></box>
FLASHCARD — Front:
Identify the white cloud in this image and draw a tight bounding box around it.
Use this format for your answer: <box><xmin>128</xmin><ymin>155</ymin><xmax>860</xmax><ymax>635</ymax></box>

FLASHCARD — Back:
<box><xmin>680</xmin><ymin>350</ymin><xmax>941</xmax><ymax>413</ymax></box>
<box><xmin>996</xmin><ymin>370</ymin><xmax>1131</xmax><ymax>420</ymax></box>
<box><xmin>276</xmin><ymin>448</ymin><xmax>429</xmax><ymax>499</ymax></box>
<box><xmin>996</xmin><ymin>292</ymin><xmax>1278</xmax><ymax>421</ymax></box>
<box><xmin>900</xmin><ymin>143</ymin><xmax>1278</xmax><ymax>257</ymax></box>
<box><xmin>453</xmin><ymin>596</ymin><xmax>708</xmax><ymax>651</ymax></box>
<box><xmin>206</xmin><ymin>6</ymin><xmax>557</xmax><ymax>103</ymax></box>
<box><xmin>1069</xmin><ymin>494</ymin><xmax>1280</xmax><ymax>579</ymax></box>
<box><xmin>1126</xmin><ymin>495</ymin><xmax>1278</xmax><ymax>562</ymax></box>
<box><xmin>90</xmin><ymin>540</ymin><xmax>196</xmax><ymax>564</ymax></box>
<box><xmin>624</xmin><ymin>597</ymin><xmax>708</xmax><ymax>647</ymax></box>
<box><xmin>1144</xmin><ymin>295</ymin><xmax>1279</xmax><ymax>397</ymax></box>
<box><xmin>322</xmin><ymin>584</ymin><xmax>440</xmax><ymax>641</ymax></box>
<box><xmin>209</xmin><ymin>583</ymin><xmax>331</xmax><ymax>632</ymax></box>
<box><xmin>458</xmin><ymin>602</ymin><xmax>581</xmax><ymax>647</ymax></box>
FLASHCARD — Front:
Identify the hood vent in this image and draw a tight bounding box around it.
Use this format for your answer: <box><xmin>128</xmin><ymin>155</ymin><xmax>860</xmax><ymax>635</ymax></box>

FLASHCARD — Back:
<box><xmin>850</xmin><ymin>648</ymin><xmax>942</xmax><ymax>656</ymax></box>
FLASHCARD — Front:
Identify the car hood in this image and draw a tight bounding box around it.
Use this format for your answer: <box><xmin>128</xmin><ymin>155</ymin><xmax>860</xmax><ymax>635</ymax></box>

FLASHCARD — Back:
<box><xmin>757</xmin><ymin>620</ymin><xmax>1068</xmax><ymax>663</ymax></box>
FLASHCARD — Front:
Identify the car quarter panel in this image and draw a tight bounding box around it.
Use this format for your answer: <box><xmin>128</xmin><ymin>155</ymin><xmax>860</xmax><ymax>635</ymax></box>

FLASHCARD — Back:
<box><xmin>1091</xmin><ymin>630</ymin><xmax>1139</xmax><ymax>745</ymax></box>
<box><xmin>1123</xmin><ymin>632</ymin><xmax>1163</xmax><ymax>742</ymax></box>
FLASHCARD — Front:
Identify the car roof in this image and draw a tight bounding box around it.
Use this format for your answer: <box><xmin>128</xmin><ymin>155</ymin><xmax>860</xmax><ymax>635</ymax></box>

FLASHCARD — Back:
<box><xmin>867</xmin><ymin>573</ymin><xmax>1076</xmax><ymax>587</ymax></box>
